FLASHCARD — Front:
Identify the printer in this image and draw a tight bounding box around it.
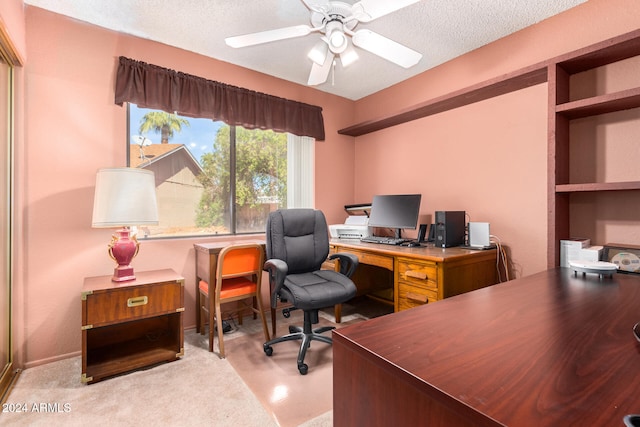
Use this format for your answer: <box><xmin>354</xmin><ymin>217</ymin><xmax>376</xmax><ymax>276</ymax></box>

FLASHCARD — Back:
<box><xmin>329</xmin><ymin>203</ymin><xmax>372</xmax><ymax>239</ymax></box>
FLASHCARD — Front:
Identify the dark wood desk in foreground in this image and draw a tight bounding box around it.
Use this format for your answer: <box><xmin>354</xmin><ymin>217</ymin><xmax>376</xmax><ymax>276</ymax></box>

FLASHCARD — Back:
<box><xmin>333</xmin><ymin>268</ymin><xmax>640</xmax><ymax>426</ymax></box>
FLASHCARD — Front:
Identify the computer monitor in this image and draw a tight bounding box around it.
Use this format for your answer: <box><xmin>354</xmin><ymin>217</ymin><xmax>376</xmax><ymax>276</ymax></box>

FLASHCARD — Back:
<box><xmin>368</xmin><ymin>194</ymin><xmax>422</xmax><ymax>239</ymax></box>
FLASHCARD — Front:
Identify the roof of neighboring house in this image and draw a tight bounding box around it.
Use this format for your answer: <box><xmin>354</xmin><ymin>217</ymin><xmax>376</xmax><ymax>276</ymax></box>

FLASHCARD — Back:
<box><xmin>129</xmin><ymin>143</ymin><xmax>203</xmax><ymax>173</ymax></box>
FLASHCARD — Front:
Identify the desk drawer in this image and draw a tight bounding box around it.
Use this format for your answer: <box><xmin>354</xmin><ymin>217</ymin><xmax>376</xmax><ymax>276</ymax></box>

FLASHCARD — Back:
<box><xmin>331</xmin><ymin>246</ymin><xmax>393</xmax><ymax>270</ymax></box>
<box><xmin>398</xmin><ymin>283</ymin><xmax>437</xmax><ymax>310</ymax></box>
<box><xmin>84</xmin><ymin>281</ymin><xmax>182</xmax><ymax>328</ymax></box>
<box><xmin>397</xmin><ymin>258</ymin><xmax>438</xmax><ymax>290</ymax></box>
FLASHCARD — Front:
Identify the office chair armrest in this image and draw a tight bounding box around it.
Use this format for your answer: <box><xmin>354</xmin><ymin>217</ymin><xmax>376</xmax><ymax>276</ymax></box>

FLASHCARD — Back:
<box><xmin>329</xmin><ymin>252</ymin><xmax>359</xmax><ymax>278</ymax></box>
<box><xmin>264</xmin><ymin>258</ymin><xmax>288</xmax><ymax>308</ymax></box>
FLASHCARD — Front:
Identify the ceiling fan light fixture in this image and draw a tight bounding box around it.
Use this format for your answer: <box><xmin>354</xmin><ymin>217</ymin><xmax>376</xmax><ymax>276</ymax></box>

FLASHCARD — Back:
<box><xmin>328</xmin><ymin>30</ymin><xmax>347</xmax><ymax>52</ymax></box>
<box><xmin>325</xmin><ymin>20</ymin><xmax>347</xmax><ymax>54</ymax></box>
<box><xmin>308</xmin><ymin>40</ymin><xmax>329</xmax><ymax>65</ymax></box>
<box><xmin>226</xmin><ymin>0</ymin><xmax>423</xmax><ymax>87</ymax></box>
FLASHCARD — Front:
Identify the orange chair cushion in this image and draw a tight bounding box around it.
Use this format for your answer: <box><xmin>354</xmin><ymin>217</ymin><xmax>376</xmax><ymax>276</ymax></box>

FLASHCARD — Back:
<box><xmin>199</xmin><ymin>278</ymin><xmax>257</xmax><ymax>299</ymax></box>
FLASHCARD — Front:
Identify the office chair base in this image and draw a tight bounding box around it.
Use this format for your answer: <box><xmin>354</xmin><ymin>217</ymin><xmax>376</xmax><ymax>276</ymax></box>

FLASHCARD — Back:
<box><xmin>263</xmin><ymin>312</ymin><xmax>334</xmax><ymax>375</ymax></box>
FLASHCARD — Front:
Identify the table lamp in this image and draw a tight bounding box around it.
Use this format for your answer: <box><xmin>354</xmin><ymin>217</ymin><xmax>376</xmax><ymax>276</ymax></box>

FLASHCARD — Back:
<box><xmin>91</xmin><ymin>168</ymin><xmax>159</xmax><ymax>282</ymax></box>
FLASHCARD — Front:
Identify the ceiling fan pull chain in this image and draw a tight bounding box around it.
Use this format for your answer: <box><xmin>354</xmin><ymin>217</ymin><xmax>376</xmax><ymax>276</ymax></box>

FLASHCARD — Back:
<box><xmin>331</xmin><ymin>58</ymin><xmax>336</xmax><ymax>86</ymax></box>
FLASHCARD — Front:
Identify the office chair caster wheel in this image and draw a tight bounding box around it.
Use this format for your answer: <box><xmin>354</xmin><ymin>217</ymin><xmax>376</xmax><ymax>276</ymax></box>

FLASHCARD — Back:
<box><xmin>264</xmin><ymin>344</ymin><xmax>273</xmax><ymax>356</ymax></box>
<box><xmin>298</xmin><ymin>363</ymin><xmax>308</xmax><ymax>375</ymax></box>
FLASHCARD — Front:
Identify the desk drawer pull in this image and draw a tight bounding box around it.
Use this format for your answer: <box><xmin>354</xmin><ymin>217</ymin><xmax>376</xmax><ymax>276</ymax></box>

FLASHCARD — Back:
<box><xmin>127</xmin><ymin>296</ymin><xmax>148</xmax><ymax>307</ymax></box>
<box><xmin>406</xmin><ymin>270</ymin><xmax>428</xmax><ymax>280</ymax></box>
<box><xmin>406</xmin><ymin>292</ymin><xmax>428</xmax><ymax>304</ymax></box>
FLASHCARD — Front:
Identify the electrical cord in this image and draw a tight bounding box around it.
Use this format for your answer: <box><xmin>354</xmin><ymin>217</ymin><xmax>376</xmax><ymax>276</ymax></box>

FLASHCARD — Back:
<box><xmin>490</xmin><ymin>234</ymin><xmax>510</xmax><ymax>282</ymax></box>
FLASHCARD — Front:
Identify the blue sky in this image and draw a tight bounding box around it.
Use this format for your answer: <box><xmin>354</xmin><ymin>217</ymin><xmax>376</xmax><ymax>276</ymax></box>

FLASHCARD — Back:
<box><xmin>129</xmin><ymin>105</ymin><xmax>224</xmax><ymax>165</ymax></box>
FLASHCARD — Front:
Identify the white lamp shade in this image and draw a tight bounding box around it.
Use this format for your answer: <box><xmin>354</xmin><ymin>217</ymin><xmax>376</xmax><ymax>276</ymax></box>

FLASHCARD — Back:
<box><xmin>92</xmin><ymin>168</ymin><xmax>159</xmax><ymax>228</ymax></box>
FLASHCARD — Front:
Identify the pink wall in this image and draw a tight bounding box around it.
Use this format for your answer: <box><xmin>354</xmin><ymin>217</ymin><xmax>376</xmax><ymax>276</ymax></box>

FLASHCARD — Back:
<box><xmin>18</xmin><ymin>6</ymin><xmax>354</xmax><ymax>367</ymax></box>
<box><xmin>9</xmin><ymin>0</ymin><xmax>640</xmax><ymax>367</ymax></box>
<box><xmin>355</xmin><ymin>85</ymin><xmax>548</xmax><ymax>279</ymax></box>
<box><xmin>351</xmin><ymin>0</ymin><xmax>640</xmax><ymax>278</ymax></box>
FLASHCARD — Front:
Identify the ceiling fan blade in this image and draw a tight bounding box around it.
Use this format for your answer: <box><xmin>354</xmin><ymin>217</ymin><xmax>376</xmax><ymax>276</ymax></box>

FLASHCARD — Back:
<box><xmin>301</xmin><ymin>0</ymin><xmax>330</xmax><ymax>11</ymax></box>
<box><xmin>225</xmin><ymin>25</ymin><xmax>313</xmax><ymax>48</ymax></box>
<box><xmin>351</xmin><ymin>0</ymin><xmax>420</xmax><ymax>23</ymax></box>
<box><xmin>352</xmin><ymin>29</ymin><xmax>422</xmax><ymax>68</ymax></box>
<box><xmin>308</xmin><ymin>53</ymin><xmax>334</xmax><ymax>86</ymax></box>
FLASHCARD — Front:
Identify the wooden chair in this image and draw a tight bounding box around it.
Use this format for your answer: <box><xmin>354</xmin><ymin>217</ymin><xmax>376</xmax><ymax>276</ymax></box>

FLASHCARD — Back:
<box><xmin>198</xmin><ymin>243</ymin><xmax>270</xmax><ymax>358</ymax></box>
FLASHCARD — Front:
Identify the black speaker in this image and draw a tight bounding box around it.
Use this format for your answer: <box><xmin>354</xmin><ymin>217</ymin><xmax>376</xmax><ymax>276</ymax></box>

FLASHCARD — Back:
<box><xmin>434</xmin><ymin>211</ymin><xmax>465</xmax><ymax>248</ymax></box>
<box><xmin>427</xmin><ymin>224</ymin><xmax>436</xmax><ymax>242</ymax></box>
<box><xmin>417</xmin><ymin>224</ymin><xmax>428</xmax><ymax>242</ymax></box>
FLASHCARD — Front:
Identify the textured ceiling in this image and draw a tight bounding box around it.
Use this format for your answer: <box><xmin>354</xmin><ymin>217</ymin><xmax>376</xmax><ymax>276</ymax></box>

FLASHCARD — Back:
<box><xmin>25</xmin><ymin>0</ymin><xmax>587</xmax><ymax>100</ymax></box>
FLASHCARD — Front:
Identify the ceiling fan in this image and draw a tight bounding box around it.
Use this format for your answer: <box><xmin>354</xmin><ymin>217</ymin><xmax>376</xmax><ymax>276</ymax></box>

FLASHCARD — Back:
<box><xmin>225</xmin><ymin>0</ymin><xmax>423</xmax><ymax>86</ymax></box>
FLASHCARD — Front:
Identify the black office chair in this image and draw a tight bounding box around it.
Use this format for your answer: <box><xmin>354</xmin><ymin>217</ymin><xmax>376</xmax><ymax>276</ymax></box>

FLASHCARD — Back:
<box><xmin>262</xmin><ymin>208</ymin><xmax>358</xmax><ymax>374</ymax></box>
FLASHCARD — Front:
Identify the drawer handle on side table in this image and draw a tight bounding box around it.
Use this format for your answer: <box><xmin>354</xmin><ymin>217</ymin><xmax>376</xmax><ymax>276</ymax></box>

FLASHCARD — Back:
<box><xmin>406</xmin><ymin>292</ymin><xmax>428</xmax><ymax>304</ymax></box>
<box><xmin>127</xmin><ymin>296</ymin><xmax>148</xmax><ymax>307</ymax></box>
<box><xmin>406</xmin><ymin>270</ymin><xmax>428</xmax><ymax>280</ymax></box>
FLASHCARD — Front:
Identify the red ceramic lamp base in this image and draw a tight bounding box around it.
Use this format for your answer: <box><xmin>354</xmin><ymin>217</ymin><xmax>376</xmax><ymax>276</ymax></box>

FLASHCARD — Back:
<box><xmin>108</xmin><ymin>228</ymin><xmax>140</xmax><ymax>282</ymax></box>
<box><xmin>112</xmin><ymin>265</ymin><xmax>136</xmax><ymax>282</ymax></box>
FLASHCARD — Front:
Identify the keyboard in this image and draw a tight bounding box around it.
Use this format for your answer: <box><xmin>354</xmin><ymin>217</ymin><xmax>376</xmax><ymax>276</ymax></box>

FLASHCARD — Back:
<box><xmin>360</xmin><ymin>236</ymin><xmax>409</xmax><ymax>245</ymax></box>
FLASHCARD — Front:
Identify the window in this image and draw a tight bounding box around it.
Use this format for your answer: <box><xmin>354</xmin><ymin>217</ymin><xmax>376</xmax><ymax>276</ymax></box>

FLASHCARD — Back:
<box><xmin>127</xmin><ymin>104</ymin><xmax>314</xmax><ymax>238</ymax></box>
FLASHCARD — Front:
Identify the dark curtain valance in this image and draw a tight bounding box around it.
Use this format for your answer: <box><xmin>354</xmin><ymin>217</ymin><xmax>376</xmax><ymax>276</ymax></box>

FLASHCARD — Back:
<box><xmin>114</xmin><ymin>56</ymin><xmax>325</xmax><ymax>140</ymax></box>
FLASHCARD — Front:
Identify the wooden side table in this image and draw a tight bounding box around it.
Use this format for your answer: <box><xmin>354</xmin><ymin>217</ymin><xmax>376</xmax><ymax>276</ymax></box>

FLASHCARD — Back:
<box><xmin>81</xmin><ymin>269</ymin><xmax>185</xmax><ymax>384</ymax></box>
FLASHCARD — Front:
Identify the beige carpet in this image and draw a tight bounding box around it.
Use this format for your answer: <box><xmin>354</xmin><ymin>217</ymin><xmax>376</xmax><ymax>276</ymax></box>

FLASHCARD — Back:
<box><xmin>2</xmin><ymin>331</ymin><xmax>276</xmax><ymax>427</ymax></box>
<box><xmin>2</xmin><ymin>297</ymin><xmax>390</xmax><ymax>427</ymax></box>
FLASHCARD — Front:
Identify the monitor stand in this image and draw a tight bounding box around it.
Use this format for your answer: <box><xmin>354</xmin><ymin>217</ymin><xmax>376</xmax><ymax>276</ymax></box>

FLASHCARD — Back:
<box><xmin>393</xmin><ymin>229</ymin><xmax>402</xmax><ymax>240</ymax></box>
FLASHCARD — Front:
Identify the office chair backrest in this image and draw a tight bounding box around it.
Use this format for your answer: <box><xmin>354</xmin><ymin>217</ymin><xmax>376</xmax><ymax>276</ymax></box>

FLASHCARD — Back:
<box><xmin>266</xmin><ymin>209</ymin><xmax>329</xmax><ymax>274</ymax></box>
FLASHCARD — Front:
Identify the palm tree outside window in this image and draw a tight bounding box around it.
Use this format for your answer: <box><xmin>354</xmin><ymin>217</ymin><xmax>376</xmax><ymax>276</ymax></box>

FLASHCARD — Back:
<box><xmin>138</xmin><ymin>111</ymin><xmax>190</xmax><ymax>144</ymax></box>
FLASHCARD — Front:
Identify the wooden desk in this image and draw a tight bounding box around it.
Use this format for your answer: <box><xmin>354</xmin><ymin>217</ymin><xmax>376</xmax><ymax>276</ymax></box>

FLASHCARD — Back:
<box><xmin>330</xmin><ymin>239</ymin><xmax>498</xmax><ymax>312</ymax></box>
<box><xmin>333</xmin><ymin>268</ymin><xmax>640</xmax><ymax>426</ymax></box>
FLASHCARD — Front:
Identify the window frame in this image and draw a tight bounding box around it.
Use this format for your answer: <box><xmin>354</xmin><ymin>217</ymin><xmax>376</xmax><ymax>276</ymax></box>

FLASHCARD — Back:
<box><xmin>126</xmin><ymin>104</ymin><xmax>314</xmax><ymax>239</ymax></box>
